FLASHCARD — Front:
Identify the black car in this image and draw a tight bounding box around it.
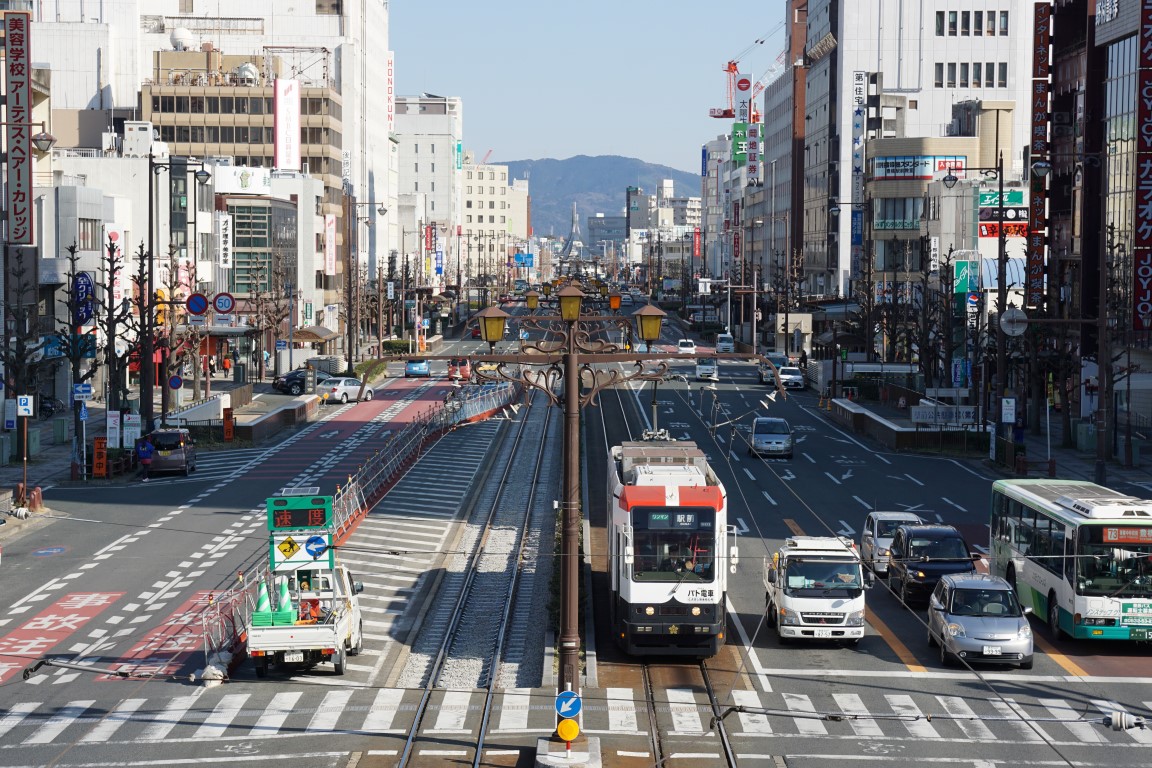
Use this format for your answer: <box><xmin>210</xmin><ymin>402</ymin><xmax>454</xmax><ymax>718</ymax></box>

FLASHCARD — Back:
<box><xmin>886</xmin><ymin>524</ymin><xmax>979</xmax><ymax>604</ymax></box>
<box><xmin>272</xmin><ymin>368</ymin><xmax>332</xmax><ymax>396</ymax></box>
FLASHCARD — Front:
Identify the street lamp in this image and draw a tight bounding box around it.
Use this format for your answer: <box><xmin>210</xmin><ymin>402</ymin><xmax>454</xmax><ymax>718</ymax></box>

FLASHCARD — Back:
<box><xmin>143</xmin><ymin>155</ymin><xmax>211</xmax><ymax>431</ymax></box>
<box><xmin>474</xmin><ymin>283</ymin><xmax>668</xmax><ymax>695</ymax></box>
<box><xmin>943</xmin><ymin>152</ymin><xmax>1007</xmax><ymax>453</ymax></box>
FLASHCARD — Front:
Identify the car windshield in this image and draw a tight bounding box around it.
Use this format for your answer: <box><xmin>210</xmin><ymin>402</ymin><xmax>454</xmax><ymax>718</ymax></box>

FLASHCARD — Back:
<box><xmin>876</xmin><ymin>519</ymin><xmax>912</xmax><ymax>537</ymax></box>
<box><xmin>909</xmin><ymin>536</ymin><xmax>970</xmax><ymax>559</ymax></box>
<box><xmin>780</xmin><ymin>367</ymin><xmax>802</xmax><ymax>377</ymax></box>
<box><xmin>782</xmin><ymin>558</ymin><xmax>863</xmax><ymax>596</ymax></box>
<box><xmin>679</xmin><ymin>341</ymin><xmax>694</xmax><ymax>349</ymax></box>
<box><xmin>949</xmin><ymin>588</ymin><xmax>1022</xmax><ymax>617</ymax></box>
<box><xmin>754</xmin><ymin>420</ymin><xmax>789</xmax><ymax>435</ymax></box>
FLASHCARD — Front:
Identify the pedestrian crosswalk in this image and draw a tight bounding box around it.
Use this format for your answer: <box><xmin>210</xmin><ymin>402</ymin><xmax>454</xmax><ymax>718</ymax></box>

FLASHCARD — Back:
<box><xmin>1</xmin><ymin>686</ymin><xmax>1146</xmax><ymax>749</ymax></box>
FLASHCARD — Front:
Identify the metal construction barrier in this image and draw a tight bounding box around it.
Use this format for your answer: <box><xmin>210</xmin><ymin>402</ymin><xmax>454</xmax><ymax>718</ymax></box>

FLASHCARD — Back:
<box><xmin>196</xmin><ymin>381</ymin><xmax>521</xmax><ymax>674</ymax></box>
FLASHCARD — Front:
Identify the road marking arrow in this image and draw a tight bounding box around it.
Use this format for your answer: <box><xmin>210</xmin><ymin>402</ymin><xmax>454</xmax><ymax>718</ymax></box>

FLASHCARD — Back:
<box><xmin>841</xmin><ymin>469</ymin><xmax>854</xmax><ymax>481</ymax></box>
<box><xmin>317</xmin><ymin>430</ymin><xmax>340</xmax><ymax>439</ymax></box>
<box><xmin>779</xmin><ymin>470</ymin><xmax>796</xmax><ymax>481</ymax></box>
<box><xmin>837</xmin><ymin>520</ymin><xmax>856</xmax><ymax>536</ymax></box>
<box><xmin>735</xmin><ymin>517</ymin><xmax>751</xmax><ymax>534</ymax></box>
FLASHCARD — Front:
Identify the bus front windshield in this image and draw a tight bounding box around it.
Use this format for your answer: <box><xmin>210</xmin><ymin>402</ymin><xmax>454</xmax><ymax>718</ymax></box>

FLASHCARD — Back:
<box><xmin>1077</xmin><ymin>526</ymin><xmax>1152</xmax><ymax>598</ymax></box>
<box><xmin>631</xmin><ymin>506</ymin><xmax>716</xmax><ymax>583</ymax></box>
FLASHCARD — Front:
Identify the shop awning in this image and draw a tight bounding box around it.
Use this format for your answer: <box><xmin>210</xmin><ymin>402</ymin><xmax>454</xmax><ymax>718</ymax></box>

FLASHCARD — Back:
<box><xmin>293</xmin><ymin>325</ymin><xmax>340</xmax><ymax>343</ymax></box>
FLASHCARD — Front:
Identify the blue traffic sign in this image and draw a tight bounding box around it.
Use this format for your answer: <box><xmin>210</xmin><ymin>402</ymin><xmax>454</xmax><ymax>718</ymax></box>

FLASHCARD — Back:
<box><xmin>168</xmin><ymin>375</ymin><xmax>183</xmax><ymax>390</ymax></box>
<box><xmin>555</xmin><ymin>691</ymin><xmax>582</xmax><ymax>718</ymax></box>
<box><xmin>304</xmin><ymin>535</ymin><xmax>329</xmax><ymax>559</ymax></box>
<box><xmin>276</xmin><ymin>339</ymin><xmax>288</xmax><ymax>351</ymax></box>
<box><xmin>186</xmin><ymin>292</ymin><xmax>209</xmax><ymax>316</ymax></box>
<box><xmin>213</xmin><ymin>292</ymin><xmax>236</xmax><ymax>314</ymax></box>
<box><xmin>79</xmin><ymin>403</ymin><xmax>88</xmax><ymax>422</ymax></box>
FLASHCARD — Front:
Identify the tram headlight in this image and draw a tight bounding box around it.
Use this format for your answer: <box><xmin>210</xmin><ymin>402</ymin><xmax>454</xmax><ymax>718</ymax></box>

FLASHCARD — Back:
<box><xmin>645</xmin><ymin>606</ymin><xmax>655</xmax><ymax>616</ymax></box>
<box><xmin>691</xmin><ymin>606</ymin><xmax>702</xmax><ymax>617</ymax></box>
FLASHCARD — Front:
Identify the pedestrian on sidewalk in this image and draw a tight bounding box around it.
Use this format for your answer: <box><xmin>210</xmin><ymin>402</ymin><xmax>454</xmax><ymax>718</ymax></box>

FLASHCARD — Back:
<box><xmin>222</xmin><ymin>356</ymin><xmax>232</xmax><ymax>378</ymax></box>
<box><xmin>136</xmin><ymin>435</ymin><xmax>155</xmax><ymax>482</ymax></box>
<box><xmin>208</xmin><ymin>357</ymin><xmax>217</xmax><ymax>378</ymax></box>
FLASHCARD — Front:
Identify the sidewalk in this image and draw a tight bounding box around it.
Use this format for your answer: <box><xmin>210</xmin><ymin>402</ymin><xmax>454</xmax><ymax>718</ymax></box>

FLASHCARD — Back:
<box><xmin>0</xmin><ymin>377</ymin><xmax>280</xmax><ymax>493</ymax></box>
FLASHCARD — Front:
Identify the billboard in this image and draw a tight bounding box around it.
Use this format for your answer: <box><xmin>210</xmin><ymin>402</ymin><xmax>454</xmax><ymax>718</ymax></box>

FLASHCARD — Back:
<box><xmin>1135</xmin><ymin>2</ymin><xmax>1152</xmax><ymax>332</ymax></box>
<box><xmin>4</xmin><ymin>12</ymin><xmax>33</xmax><ymax>244</ymax></box>
<box><xmin>273</xmin><ymin>78</ymin><xmax>301</xmax><ymax>171</ymax></box>
<box><xmin>214</xmin><ymin>212</ymin><xmax>233</xmax><ymax>269</ymax></box>
<box><xmin>324</xmin><ymin>214</ymin><xmax>337</xmax><ymax>276</ymax></box>
<box><xmin>213</xmin><ymin>166</ymin><xmax>272</xmax><ymax>195</ymax></box>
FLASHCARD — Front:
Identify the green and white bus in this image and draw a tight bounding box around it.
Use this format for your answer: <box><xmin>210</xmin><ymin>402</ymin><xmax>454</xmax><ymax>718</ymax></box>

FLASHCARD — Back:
<box><xmin>990</xmin><ymin>479</ymin><xmax>1152</xmax><ymax>641</ymax></box>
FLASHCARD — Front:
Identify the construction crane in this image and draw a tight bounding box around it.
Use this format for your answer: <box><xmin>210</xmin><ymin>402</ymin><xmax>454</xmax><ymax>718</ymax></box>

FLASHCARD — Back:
<box><xmin>481</xmin><ymin>149</ymin><xmax>494</xmax><ymax>164</ymax></box>
<box><xmin>709</xmin><ymin>24</ymin><xmax>785</xmax><ymax>120</ymax></box>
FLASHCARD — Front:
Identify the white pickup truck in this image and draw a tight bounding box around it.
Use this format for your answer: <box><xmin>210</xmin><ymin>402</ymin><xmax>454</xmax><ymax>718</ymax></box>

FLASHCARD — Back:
<box><xmin>247</xmin><ymin>564</ymin><xmax>365</xmax><ymax>677</ymax></box>
<box><xmin>764</xmin><ymin>536</ymin><xmax>867</xmax><ymax>645</ymax></box>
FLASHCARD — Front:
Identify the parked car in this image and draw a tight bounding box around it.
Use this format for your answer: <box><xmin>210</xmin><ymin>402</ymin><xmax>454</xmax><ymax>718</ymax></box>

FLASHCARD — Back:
<box><xmin>447</xmin><ymin>358</ymin><xmax>472</xmax><ymax>380</ymax></box>
<box><xmin>147</xmin><ymin>428</ymin><xmax>197</xmax><ymax>476</ymax></box>
<box><xmin>272</xmin><ymin>368</ymin><xmax>332</xmax><ymax>396</ymax></box>
<box><xmin>886</xmin><ymin>524</ymin><xmax>979</xmax><ymax>605</ymax></box>
<box><xmin>620</xmin><ymin>294</ymin><xmax>635</xmax><ymax>305</ymax></box>
<box><xmin>320</xmin><ymin>377</ymin><xmax>374</xmax><ymax>404</ymax></box>
<box><xmin>778</xmin><ymin>366</ymin><xmax>806</xmax><ymax>390</ymax></box>
<box><xmin>860</xmin><ymin>511</ymin><xmax>925</xmax><ymax>574</ymax></box>
<box><xmin>404</xmin><ymin>359</ymin><xmax>431</xmax><ymax>378</ymax></box>
<box><xmin>715</xmin><ymin>333</ymin><xmax>735</xmax><ymax>353</ymax></box>
<box><xmin>748</xmin><ymin>416</ymin><xmax>793</xmax><ymax>459</ymax></box>
<box><xmin>677</xmin><ymin>339</ymin><xmax>697</xmax><ymax>356</ymax></box>
<box><xmin>927</xmin><ymin>573</ymin><xmax>1033</xmax><ymax>669</ymax></box>
<box><xmin>696</xmin><ymin>358</ymin><xmax>719</xmax><ymax>381</ymax></box>
<box><xmin>470</xmin><ymin>325</ymin><xmax>482</xmax><ymax>339</ymax></box>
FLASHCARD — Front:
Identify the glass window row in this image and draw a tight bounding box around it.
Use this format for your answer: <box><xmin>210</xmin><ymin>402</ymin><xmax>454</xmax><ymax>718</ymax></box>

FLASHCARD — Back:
<box><xmin>156</xmin><ymin>124</ymin><xmax>340</xmax><ymax>147</ymax></box>
<box><xmin>935</xmin><ymin>10</ymin><xmax>1009</xmax><ymax>36</ymax></box>
<box><xmin>151</xmin><ymin>94</ymin><xmax>338</xmax><ymax>119</ymax></box>
<box><xmin>934</xmin><ymin>61</ymin><xmax>1008</xmax><ymax>89</ymax></box>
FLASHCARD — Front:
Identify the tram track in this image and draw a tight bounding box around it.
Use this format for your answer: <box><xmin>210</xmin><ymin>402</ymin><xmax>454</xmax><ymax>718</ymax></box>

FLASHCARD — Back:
<box><xmin>396</xmin><ymin>390</ymin><xmax>557</xmax><ymax>768</ymax></box>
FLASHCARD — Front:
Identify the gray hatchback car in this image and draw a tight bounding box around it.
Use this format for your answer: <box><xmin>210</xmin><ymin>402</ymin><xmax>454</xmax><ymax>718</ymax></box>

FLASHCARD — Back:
<box><xmin>147</xmin><ymin>428</ymin><xmax>197</xmax><ymax>476</ymax></box>
<box><xmin>927</xmin><ymin>573</ymin><xmax>1033</xmax><ymax>669</ymax></box>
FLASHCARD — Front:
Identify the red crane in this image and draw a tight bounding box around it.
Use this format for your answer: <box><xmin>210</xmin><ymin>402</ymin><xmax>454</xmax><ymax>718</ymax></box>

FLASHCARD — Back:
<box><xmin>709</xmin><ymin>25</ymin><xmax>784</xmax><ymax>121</ymax></box>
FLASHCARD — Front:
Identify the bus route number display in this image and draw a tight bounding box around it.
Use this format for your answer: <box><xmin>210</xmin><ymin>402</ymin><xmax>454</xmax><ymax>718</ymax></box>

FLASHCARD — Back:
<box><xmin>266</xmin><ymin>496</ymin><xmax>333</xmax><ymax>531</ymax></box>
<box><xmin>648</xmin><ymin>511</ymin><xmax>697</xmax><ymax>529</ymax></box>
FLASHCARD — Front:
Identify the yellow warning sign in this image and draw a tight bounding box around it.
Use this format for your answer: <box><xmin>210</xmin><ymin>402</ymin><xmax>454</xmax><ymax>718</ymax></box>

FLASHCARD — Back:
<box><xmin>277</xmin><ymin>537</ymin><xmax>300</xmax><ymax>559</ymax></box>
<box><xmin>556</xmin><ymin>718</ymin><xmax>580</xmax><ymax>741</ymax></box>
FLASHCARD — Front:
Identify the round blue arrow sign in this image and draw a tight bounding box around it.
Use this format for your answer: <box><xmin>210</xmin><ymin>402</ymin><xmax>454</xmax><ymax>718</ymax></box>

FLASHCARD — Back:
<box><xmin>304</xmin><ymin>535</ymin><xmax>329</xmax><ymax>559</ymax></box>
<box><xmin>555</xmin><ymin>690</ymin><xmax>582</xmax><ymax>718</ymax></box>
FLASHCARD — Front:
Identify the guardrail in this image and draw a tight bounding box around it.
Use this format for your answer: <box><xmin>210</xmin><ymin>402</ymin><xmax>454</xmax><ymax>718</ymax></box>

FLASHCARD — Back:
<box><xmin>194</xmin><ymin>381</ymin><xmax>521</xmax><ymax>676</ymax></box>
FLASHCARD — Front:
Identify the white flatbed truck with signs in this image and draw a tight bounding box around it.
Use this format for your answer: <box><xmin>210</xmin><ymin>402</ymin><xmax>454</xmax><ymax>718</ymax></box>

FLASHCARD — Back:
<box><xmin>764</xmin><ymin>536</ymin><xmax>867</xmax><ymax>644</ymax></box>
<box><xmin>246</xmin><ymin>563</ymin><xmax>364</xmax><ymax>677</ymax></box>
<box><xmin>246</xmin><ymin>489</ymin><xmax>365</xmax><ymax>677</ymax></box>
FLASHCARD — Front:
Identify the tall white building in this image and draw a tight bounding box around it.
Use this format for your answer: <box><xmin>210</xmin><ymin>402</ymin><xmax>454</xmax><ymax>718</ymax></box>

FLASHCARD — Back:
<box><xmin>803</xmin><ymin>0</ymin><xmax>1034</xmax><ymax>295</ymax></box>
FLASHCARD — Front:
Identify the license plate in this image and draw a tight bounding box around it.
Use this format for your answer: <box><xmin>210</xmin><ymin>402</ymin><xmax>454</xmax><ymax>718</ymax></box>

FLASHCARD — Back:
<box><xmin>159</xmin><ymin>450</ymin><xmax>172</xmax><ymax>457</ymax></box>
<box><xmin>982</xmin><ymin>645</ymin><xmax>1002</xmax><ymax>656</ymax></box>
<box><xmin>814</xmin><ymin>628</ymin><xmax>833</xmax><ymax>638</ymax></box>
<box><xmin>283</xmin><ymin>652</ymin><xmax>304</xmax><ymax>663</ymax></box>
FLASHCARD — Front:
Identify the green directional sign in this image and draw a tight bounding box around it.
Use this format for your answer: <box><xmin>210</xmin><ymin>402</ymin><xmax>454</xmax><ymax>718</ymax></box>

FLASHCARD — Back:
<box><xmin>954</xmin><ymin>260</ymin><xmax>980</xmax><ymax>293</ymax></box>
<box><xmin>979</xmin><ymin>190</ymin><xmax>1024</xmax><ymax>207</ymax></box>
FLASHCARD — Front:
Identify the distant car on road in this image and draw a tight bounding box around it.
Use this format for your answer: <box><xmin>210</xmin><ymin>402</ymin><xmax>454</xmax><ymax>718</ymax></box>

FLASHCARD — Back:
<box><xmin>320</xmin><ymin>377</ymin><xmax>374</xmax><ymax>404</ymax></box>
<box><xmin>714</xmin><ymin>333</ymin><xmax>735</xmax><ymax>353</ymax></box>
<box><xmin>758</xmin><ymin>353</ymin><xmax>791</xmax><ymax>384</ymax></box>
<box><xmin>470</xmin><ymin>325</ymin><xmax>482</xmax><ymax>339</ymax></box>
<box><xmin>748</xmin><ymin>416</ymin><xmax>793</xmax><ymax>459</ymax></box>
<box><xmin>447</xmin><ymin>358</ymin><xmax>471</xmax><ymax>381</ymax></box>
<box><xmin>860</xmin><ymin>511</ymin><xmax>924</xmax><ymax>575</ymax></box>
<box><xmin>777</xmin><ymin>366</ymin><xmax>806</xmax><ymax>389</ymax></box>
<box><xmin>696</xmin><ymin>358</ymin><xmax>718</xmax><ymax>381</ymax></box>
<box><xmin>677</xmin><ymin>339</ymin><xmax>697</xmax><ymax>356</ymax></box>
<box><xmin>404</xmin><ymin>359</ymin><xmax>431</xmax><ymax>378</ymax></box>
<box><xmin>886</xmin><ymin>524</ymin><xmax>979</xmax><ymax>605</ymax></box>
<box><xmin>272</xmin><ymin>368</ymin><xmax>332</xmax><ymax>396</ymax></box>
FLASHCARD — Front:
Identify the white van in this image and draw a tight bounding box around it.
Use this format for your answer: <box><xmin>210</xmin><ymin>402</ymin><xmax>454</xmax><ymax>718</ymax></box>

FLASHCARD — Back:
<box><xmin>715</xmin><ymin>334</ymin><xmax>735</xmax><ymax>353</ymax></box>
<box><xmin>696</xmin><ymin>358</ymin><xmax>719</xmax><ymax>381</ymax></box>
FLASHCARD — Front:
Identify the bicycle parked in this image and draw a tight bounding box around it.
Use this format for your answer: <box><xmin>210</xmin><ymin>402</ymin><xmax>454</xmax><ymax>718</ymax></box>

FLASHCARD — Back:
<box><xmin>38</xmin><ymin>394</ymin><xmax>68</xmax><ymax>420</ymax></box>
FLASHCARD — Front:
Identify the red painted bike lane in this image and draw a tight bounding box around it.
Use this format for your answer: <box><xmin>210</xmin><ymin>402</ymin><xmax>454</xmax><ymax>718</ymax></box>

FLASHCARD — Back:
<box><xmin>0</xmin><ymin>592</ymin><xmax>125</xmax><ymax>683</ymax></box>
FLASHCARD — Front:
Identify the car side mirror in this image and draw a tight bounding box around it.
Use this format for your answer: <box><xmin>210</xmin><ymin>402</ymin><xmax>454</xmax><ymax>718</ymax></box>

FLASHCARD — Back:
<box><xmin>863</xmin><ymin>531</ymin><xmax>873</xmax><ymax>539</ymax></box>
<box><xmin>354</xmin><ymin>582</ymin><xmax>364</xmax><ymax>594</ymax></box>
<box><xmin>767</xmin><ymin>569</ymin><xmax>777</xmax><ymax>585</ymax></box>
<box><xmin>928</xmin><ymin>596</ymin><xmax>943</xmax><ymax>611</ymax></box>
<box><xmin>1023</xmin><ymin>606</ymin><xmax>1033</xmax><ymax>615</ymax></box>
<box><xmin>971</xmin><ymin>553</ymin><xmax>982</xmax><ymax>560</ymax></box>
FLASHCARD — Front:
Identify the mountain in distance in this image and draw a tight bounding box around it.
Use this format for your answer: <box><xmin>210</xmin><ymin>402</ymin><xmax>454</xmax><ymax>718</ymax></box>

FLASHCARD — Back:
<box><xmin>504</xmin><ymin>155</ymin><xmax>701</xmax><ymax>241</ymax></box>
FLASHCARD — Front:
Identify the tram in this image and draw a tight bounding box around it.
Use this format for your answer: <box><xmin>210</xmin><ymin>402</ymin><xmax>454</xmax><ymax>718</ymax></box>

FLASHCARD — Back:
<box><xmin>607</xmin><ymin>440</ymin><xmax>736</xmax><ymax>656</ymax></box>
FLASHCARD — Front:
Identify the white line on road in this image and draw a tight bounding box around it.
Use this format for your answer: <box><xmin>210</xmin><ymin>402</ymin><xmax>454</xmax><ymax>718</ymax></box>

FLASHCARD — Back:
<box><xmin>904</xmin><ymin>474</ymin><xmax>924</xmax><ymax>486</ymax></box>
<box><xmin>761</xmin><ymin>491</ymin><xmax>777</xmax><ymax>506</ymax></box>
<box><xmin>837</xmin><ymin>520</ymin><xmax>856</xmax><ymax>536</ymax></box>
<box><xmin>823</xmin><ymin>472</ymin><xmax>841</xmax><ymax>485</ymax></box>
<box><xmin>728</xmin><ymin>595</ymin><xmax>772</xmax><ymax>693</ymax></box>
<box><xmin>853</xmin><ymin>496</ymin><xmax>872</xmax><ymax>510</ymax></box>
<box><xmin>743</xmin><ymin>467</ymin><xmax>756</xmax><ymax>481</ymax></box>
<box><xmin>942</xmin><ymin>497</ymin><xmax>967</xmax><ymax>512</ymax></box>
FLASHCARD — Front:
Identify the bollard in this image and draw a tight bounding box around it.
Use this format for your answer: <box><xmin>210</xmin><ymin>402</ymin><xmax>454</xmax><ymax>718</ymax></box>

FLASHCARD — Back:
<box><xmin>29</xmin><ymin>487</ymin><xmax>43</xmax><ymax>512</ymax></box>
<box><xmin>1048</xmin><ymin>458</ymin><xmax>1057</xmax><ymax>478</ymax></box>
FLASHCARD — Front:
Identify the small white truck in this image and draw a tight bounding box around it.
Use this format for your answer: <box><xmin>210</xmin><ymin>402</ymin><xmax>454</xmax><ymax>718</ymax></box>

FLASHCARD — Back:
<box><xmin>247</xmin><ymin>564</ymin><xmax>365</xmax><ymax>677</ymax></box>
<box><xmin>764</xmin><ymin>536</ymin><xmax>867</xmax><ymax>645</ymax></box>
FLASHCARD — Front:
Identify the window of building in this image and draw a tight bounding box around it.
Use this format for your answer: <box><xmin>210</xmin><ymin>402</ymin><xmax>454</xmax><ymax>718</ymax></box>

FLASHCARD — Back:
<box><xmin>974</xmin><ymin>11</ymin><xmax>983</xmax><ymax>35</ymax></box>
<box><xmin>960</xmin><ymin>63</ymin><xmax>969</xmax><ymax>87</ymax></box>
<box><xmin>488</xmin><ymin>215</ymin><xmax>494</xmax><ymax>223</ymax></box>
<box><xmin>998</xmin><ymin>62</ymin><xmax>1008</xmax><ymax>88</ymax></box>
<box><xmin>190</xmin><ymin>126</ymin><xmax>204</xmax><ymax>143</ymax></box>
<box><xmin>430</xmin><ymin>200</ymin><xmax>435</xmax><ymax>210</ymax></box>
<box><xmin>909</xmin><ymin>99</ymin><xmax>918</xmax><ymax>110</ymax></box>
<box><xmin>431</xmin><ymin>181</ymin><xmax>435</xmax><ymax>191</ymax></box>
<box><xmin>206</xmin><ymin>126</ymin><xmax>219</xmax><ymax>142</ymax></box>
<box><xmin>414</xmin><ymin>181</ymin><xmax>418</xmax><ymax>192</ymax></box>
<box><xmin>466</xmin><ymin>215</ymin><xmax>472</xmax><ymax>223</ymax></box>
<box><xmin>431</xmin><ymin>143</ymin><xmax>436</xmax><ymax>153</ymax></box>
<box><xmin>235</xmin><ymin>127</ymin><xmax>249</xmax><ymax>143</ymax></box>
<box><xmin>489</xmin><ymin>201</ymin><xmax>495</xmax><ymax>209</ymax></box>
<box><xmin>414</xmin><ymin>163</ymin><xmax>418</xmax><ymax>173</ymax></box>
<box><xmin>961</xmin><ymin>11</ymin><xmax>970</xmax><ymax>35</ymax></box>
<box><xmin>220</xmin><ymin>96</ymin><xmax>233</xmax><ymax>113</ymax></box>
<box><xmin>934</xmin><ymin>63</ymin><xmax>944</xmax><ymax>88</ymax></box>
<box><xmin>500</xmin><ymin>216</ymin><xmax>506</xmax><ymax>224</ymax></box>
<box><xmin>947</xmin><ymin>63</ymin><xmax>957</xmax><ymax>88</ymax></box>
<box><xmin>175</xmin><ymin>95</ymin><xmax>189</xmax><ymax>112</ymax></box>
<box><xmin>431</xmin><ymin>163</ymin><xmax>435</xmax><ymax>172</ymax></box>
<box><xmin>466</xmin><ymin>171</ymin><xmax>471</xmax><ymax>179</ymax></box>
<box><xmin>973</xmin><ymin>63</ymin><xmax>982</xmax><ymax>87</ymax></box>
<box><xmin>78</xmin><ymin>218</ymin><xmax>100</xmax><ymax>251</ymax></box>
<box><xmin>220</xmin><ymin>126</ymin><xmax>234</xmax><ymax>143</ymax></box>
<box><xmin>986</xmin><ymin>12</ymin><xmax>996</xmax><ymax>35</ymax></box>
<box><xmin>948</xmin><ymin>11</ymin><xmax>957</xmax><ymax>35</ymax></box>
<box><xmin>176</xmin><ymin>126</ymin><xmax>190</xmax><ymax>142</ymax></box>
<box><xmin>159</xmin><ymin>125</ymin><xmax>174</xmax><ymax>142</ymax></box>
<box><xmin>935</xmin><ymin>11</ymin><xmax>945</xmax><ymax>35</ymax></box>
<box><xmin>466</xmin><ymin>200</ymin><xmax>473</xmax><ymax>208</ymax></box>
<box><xmin>1000</xmin><ymin>11</ymin><xmax>1009</xmax><ymax>35</ymax></box>
<box><xmin>207</xmin><ymin>96</ymin><xmax>219</xmax><ymax>113</ymax></box>
<box><xmin>161</xmin><ymin>95</ymin><xmax>175</xmax><ymax>113</ymax></box>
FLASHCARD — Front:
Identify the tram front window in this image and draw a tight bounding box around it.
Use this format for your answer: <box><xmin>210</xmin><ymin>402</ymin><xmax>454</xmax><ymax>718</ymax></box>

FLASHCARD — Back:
<box><xmin>631</xmin><ymin>506</ymin><xmax>716</xmax><ymax>582</ymax></box>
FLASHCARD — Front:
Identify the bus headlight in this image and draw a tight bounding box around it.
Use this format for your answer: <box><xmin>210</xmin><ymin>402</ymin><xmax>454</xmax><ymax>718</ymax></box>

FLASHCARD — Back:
<box><xmin>691</xmin><ymin>606</ymin><xmax>702</xmax><ymax>617</ymax></box>
<box><xmin>644</xmin><ymin>606</ymin><xmax>655</xmax><ymax>616</ymax></box>
<box><xmin>945</xmin><ymin>622</ymin><xmax>966</xmax><ymax>638</ymax></box>
<box><xmin>845</xmin><ymin>610</ymin><xmax>865</xmax><ymax>627</ymax></box>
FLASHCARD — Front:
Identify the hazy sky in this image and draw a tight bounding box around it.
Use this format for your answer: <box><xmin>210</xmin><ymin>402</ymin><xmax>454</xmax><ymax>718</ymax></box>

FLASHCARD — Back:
<box><xmin>388</xmin><ymin>1</ymin><xmax>788</xmax><ymax>174</ymax></box>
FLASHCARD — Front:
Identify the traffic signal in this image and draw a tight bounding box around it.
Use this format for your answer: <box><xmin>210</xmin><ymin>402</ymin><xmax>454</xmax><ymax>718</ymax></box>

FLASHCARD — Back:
<box><xmin>154</xmin><ymin>289</ymin><xmax>167</xmax><ymax>326</ymax></box>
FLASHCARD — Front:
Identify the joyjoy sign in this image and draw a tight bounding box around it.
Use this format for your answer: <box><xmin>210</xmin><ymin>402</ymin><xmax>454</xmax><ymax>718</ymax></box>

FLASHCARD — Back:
<box><xmin>1134</xmin><ymin>1</ymin><xmax>1152</xmax><ymax>331</ymax></box>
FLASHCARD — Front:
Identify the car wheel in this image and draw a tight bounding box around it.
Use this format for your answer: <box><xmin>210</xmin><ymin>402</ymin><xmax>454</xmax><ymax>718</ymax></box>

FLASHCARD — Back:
<box><xmin>340</xmin><ymin>393</ymin><xmax>349</xmax><ymax>404</ymax></box>
<box><xmin>183</xmin><ymin>464</ymin><xmax>191</xmax><ymax>477</ymax></box>
<box><xmin>350</xmin><ymin>621</ymin><xmax>364</xmax><ymax>656</ymax></box>
<box><xmin>254</xmin><ymin>658</ymin><xmax>268</xmax><ymax>678</ymax></box>
<box><xmin>332</xmin><ymin>646</ymin><xmax>346</xmax><ymax>675</ymax></box>
<box><xmin>900</xmin><ymin>580</ymin><xmax>913</xmax><ymax>607</ymax></box>
<box><xmin>1047</xmin><ymin>592</ymin><xmax>1066</xmax><ymax>639</ymax></box>
<box><xmin>364</xmin><ymin>390</ymin><xmax>373</xmax><ymax>401</ymax></box>
<box><xmin>1019</xmin><ymin>656</ymin><xmax>1034</xmax><ymax>670</ymax></box>
<box><xmin>939</xmin><ymin>640</ymin><xmax>955</xmax><ymax>667</ymax></box>
<box><xmin>927</xmin><ymin>625</ymin><xmax>938</xmax><ymax>648</ymax></box>
<box><xmin>289</xmin><ymin>383</ymin><xmax>303</xmax><ymax>395</ymax></box>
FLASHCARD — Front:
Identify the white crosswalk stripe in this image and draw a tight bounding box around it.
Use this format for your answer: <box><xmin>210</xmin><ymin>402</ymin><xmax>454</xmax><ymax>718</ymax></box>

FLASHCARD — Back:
<box><xmin>990</xmin><ymin>698</ymin><xmax>1047</xmax><ymax>742</ymax></box>
<box><xmin>250</xmin><ymin>691</ymin><xmax>302</xmax><ymax>737</ymax></box>
<box><xmin>781</xmin><ymin>692</ymin><xmax>827</xmax><ymax>735</ymax></box>
<box><xmin>731</xmin><ymin>690</ymin><xmax>771</xmax><ymax>734</ymax></box>
<box><xmin>937</xmin><ymin>695</ymin><xmax>996</xmax><ymax>741</ymax></box>
<box><xmin>307</xmin><ymin>690</ymin><xmax>353</xmax><ymax>732</ymax></box>
<box><xmin>0</xmin><ymin>702</ymin><xmax>39</xmax><ymax>740</ymax></box>
<box><xmin>79</xmin><ymin>698</ymin><xmax>147</xmax><ymax>743</ymax></box>
<box><xmin>497</xmin><ymin>688</ymin><xmax>531</xmax><ymax>731</ymax></box>
<box><xmin>194</xmin><ymin>693</ymin><xmax>250</xmax><ymax>739</ymax></box>
<box><xmin>607</xmin><ymin>687</ymin><xmax>639</xmax><ymax>733</ymax></box>
<box><xmin>667</xmin><ymin>688</ymin><xmax>706</xmax><ymax>735</ymax></box>
<box><xmin>1091</xmin><ymin>698</ymin><xmax>1152</xmax><ymax>743</ymax></box>
<box><xmin>140</xmin><ymin>692</ymin><xmax>203</xmax><ymax>741</ymax></box>
<box><xmin>23</xmin><ymin>700</ymin><xmax>92</xmax><ymax>745</ymax></box>
<box><xmin>831</xmin><ymin>692</ymin><xmax>883</xmax><ymax>737</ymax></box>
<box><xmin>886</xmin><ymin>694</ymin><xmax>940</xmax><ymax>738</ymax></box>
<box><xmin>362</xmin><ymin>688</ymin><xmax>405</xmax><ymax>734</ymax></box>
<box><xmin>1039</xmin><ymin>697</ymin><xmax>1105</xmax><ymax>743</ymax></box>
